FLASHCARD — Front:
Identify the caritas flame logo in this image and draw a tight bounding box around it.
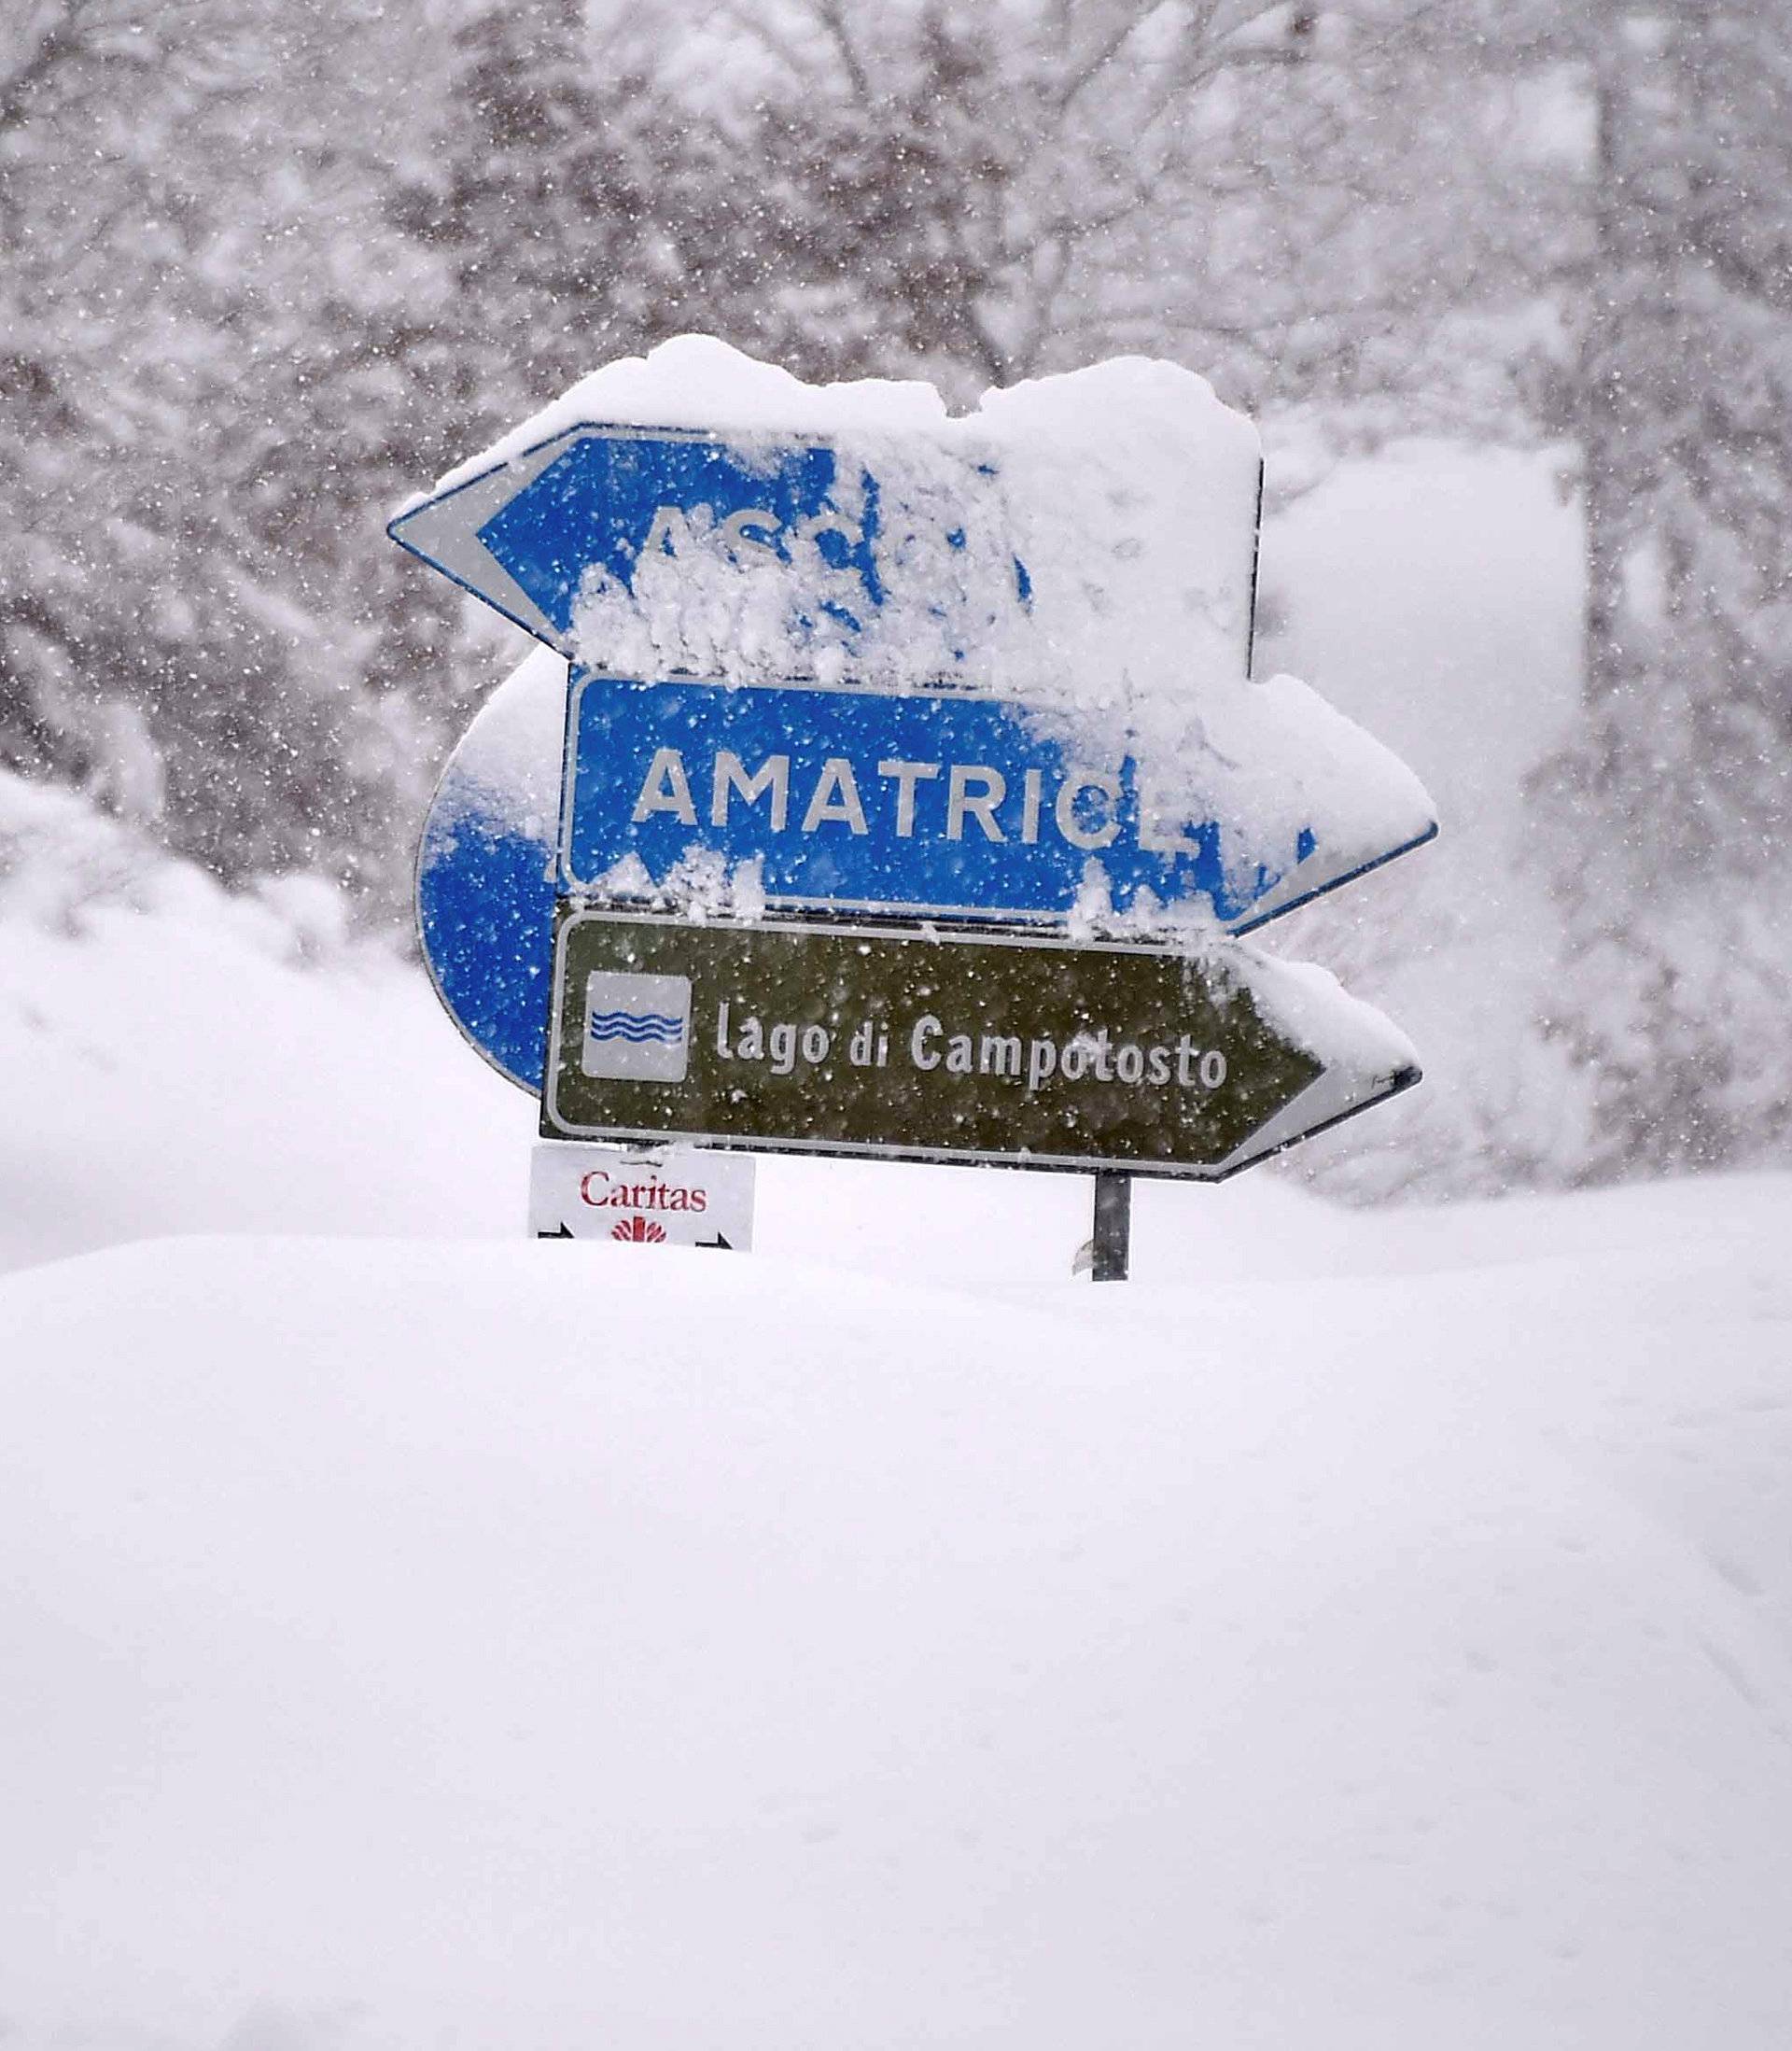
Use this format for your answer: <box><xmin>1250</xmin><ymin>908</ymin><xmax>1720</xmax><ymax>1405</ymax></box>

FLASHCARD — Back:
<box><xmin>611</xmin><ymin>1215</ymin><xmax>667</xmax><ymax>1243</ymax></box>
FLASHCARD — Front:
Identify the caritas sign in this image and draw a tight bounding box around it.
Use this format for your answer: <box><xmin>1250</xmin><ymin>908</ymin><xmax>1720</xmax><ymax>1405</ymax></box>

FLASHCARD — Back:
<box><xmin>529</xmin><ymin>1142</ymin><xmax>755</xmax><ymax>1249</ymax></box>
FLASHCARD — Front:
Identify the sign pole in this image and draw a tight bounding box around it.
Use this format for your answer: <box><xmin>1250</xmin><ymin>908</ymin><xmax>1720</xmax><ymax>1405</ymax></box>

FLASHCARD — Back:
<box><xmin>1091</xmin><ymin>1172</ymin><xmax>1132</xmax><ymax>1284</ymax></box>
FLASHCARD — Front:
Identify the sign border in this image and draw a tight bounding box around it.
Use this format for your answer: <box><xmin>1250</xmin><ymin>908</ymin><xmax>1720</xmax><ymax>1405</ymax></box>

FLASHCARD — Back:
<box><xmin>541</xmin><ymin>908</ymin><xmax>1420</xmax><ymax>1181</ymax></box>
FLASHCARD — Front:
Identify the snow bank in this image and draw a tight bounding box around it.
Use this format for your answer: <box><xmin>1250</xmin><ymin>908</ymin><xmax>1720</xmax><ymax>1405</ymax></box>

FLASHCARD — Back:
<box><xmin>0</xmin><ymin>767</ymin><xmax>350</xmax><ymax>958</ymax></box>
<box><xmin>3</xmin><ymin>1199</ymin><xmax>1792</xmax><ymax>2051</ymax></box>
<box><xmin>0</xmin><ymin>774</ymin><xmax>529</xmax><ymax>1272</ymax></box>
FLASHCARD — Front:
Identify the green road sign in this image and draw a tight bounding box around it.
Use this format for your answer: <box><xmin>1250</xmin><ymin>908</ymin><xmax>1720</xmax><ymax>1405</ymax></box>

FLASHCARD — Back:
<box><xmin>541</xmin><ymin>909</ymin><xmax>1419</xmax><ymax>1180</ymax></box>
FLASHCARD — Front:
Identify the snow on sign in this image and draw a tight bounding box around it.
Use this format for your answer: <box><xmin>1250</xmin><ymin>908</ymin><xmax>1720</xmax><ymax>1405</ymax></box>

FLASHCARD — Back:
<box><xmin>561</xmin><ymin>667</ymin><xmax>1435</xmax><ymax>929</ymax></box>
<box><xmin>389</xmin><ymin>419</ymin><xmax>1034</xmax><ymax>689</ymax></box>
<box><xmin>541</xmin><ymin>907</ymin><xmax>1421</xmax><ymax>1180</ymax></box>
<box><xmin>387</xmin><ymin>337</ymin><xmax>1272</xmax><ymax>707</ymax></box>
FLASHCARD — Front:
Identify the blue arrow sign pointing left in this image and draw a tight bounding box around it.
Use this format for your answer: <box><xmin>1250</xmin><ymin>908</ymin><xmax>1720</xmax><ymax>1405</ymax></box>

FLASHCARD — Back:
<box><xmin>388</xmin><ymin>424</ymin><xmax>1029</xmax><ymax>685</ymax></box>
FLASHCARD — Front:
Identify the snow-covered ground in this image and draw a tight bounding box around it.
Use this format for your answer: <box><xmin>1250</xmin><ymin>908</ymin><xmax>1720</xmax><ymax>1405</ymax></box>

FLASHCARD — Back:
<box><xmin>4</xmin><ymin>795</ymin><xmax>1792</xmax><ymax>2050</ymax></box>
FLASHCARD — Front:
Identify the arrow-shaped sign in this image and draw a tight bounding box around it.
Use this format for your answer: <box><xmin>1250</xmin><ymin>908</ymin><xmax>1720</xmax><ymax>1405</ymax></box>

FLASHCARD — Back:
<box><xmin>540</xmin><ymin>906</ymin><xmax>1420</xmax><ymax>1182</ymax></box>
<box><xmin>389</xmin><ymin>423</ymin><xmax>1034</xmax><ymax>686</ymax></box>
<box><xmin>560</xmin><ymin>667</ymin><xmax>1435</xmax><ymax>930</ymax></box>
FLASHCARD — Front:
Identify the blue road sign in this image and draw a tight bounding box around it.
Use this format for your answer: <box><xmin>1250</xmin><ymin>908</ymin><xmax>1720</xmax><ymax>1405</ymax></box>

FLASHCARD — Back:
<box><xmin>414</xmin><ymin>653</ymin><xmax>565</xmax><ymax>1093</ymax></box>
<box><xmin>561</xmin><ymin>670</ymin><xmax>1435</xmax><ymax>930</ymax></box>
<box><xmin>387</xmin><ymin>423</ymin><xmax>1029</xmax><ymax>683</ymax></box>
<box><xmin>417</xmin><ymin>763</ymin><xmax>558</xmax><ymax>1093</ymax></box>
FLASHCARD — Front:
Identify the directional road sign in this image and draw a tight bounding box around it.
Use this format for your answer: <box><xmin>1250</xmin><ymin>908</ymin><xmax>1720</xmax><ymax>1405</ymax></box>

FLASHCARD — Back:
<box><xmin>415</xmin><ymin>653</ymin><xmax>1436</xmax><ymax>1096</ymax></box>
<box><xmin>388</xmin><ymin>423</ymin><xmax>1038</xmax><ymax>685</ymax></box>
<box><xmin>562</xmin><ymin>667</ymin><xmax>1434</xmax><ymax>929</ymax></box>
<box><xmin>541</xmin><ymin>908</ymin><xmax>1420</xmax><ymax>1179</ymax></box>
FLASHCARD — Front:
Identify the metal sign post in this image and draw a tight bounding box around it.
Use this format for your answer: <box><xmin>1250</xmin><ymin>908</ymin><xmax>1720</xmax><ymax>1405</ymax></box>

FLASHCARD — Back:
<box><xmin>1091</xmin><ymin>1173</ymin><xmax>1132</xmax><ymax>1284</ymax></box>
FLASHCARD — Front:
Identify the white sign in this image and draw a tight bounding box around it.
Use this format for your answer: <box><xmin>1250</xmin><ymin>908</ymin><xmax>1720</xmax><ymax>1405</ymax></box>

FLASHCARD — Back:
<box><xmin>529</xmin><ymin>1141</ymin><xmax>754</xmax><ymax>1249</ymax></box>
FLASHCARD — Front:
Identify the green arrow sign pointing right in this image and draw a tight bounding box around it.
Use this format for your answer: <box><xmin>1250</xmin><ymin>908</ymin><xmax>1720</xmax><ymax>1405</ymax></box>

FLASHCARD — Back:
<box><xmin>540</xmin><ymin>910</ymin><xmax>1418</xmax><ymax>1180</ymax></box>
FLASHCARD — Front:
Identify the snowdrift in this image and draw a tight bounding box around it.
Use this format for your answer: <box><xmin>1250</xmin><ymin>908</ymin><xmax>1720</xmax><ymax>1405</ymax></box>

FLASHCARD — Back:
<box><xmin>4</xmin><ymin>1195</ymin><xmax>1792</xmax><ymax>2050</ymax></box>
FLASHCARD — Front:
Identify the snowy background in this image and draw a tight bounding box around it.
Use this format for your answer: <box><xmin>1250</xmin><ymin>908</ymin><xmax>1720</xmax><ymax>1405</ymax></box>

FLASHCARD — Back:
<box><xmin>4</xmin><ymin>2</ymin><xmax>1791</xmax><ymax>2046</ymax></box>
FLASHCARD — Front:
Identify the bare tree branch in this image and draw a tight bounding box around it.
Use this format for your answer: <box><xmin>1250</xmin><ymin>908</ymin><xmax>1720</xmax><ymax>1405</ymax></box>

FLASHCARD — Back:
<box><xmin>811</xmin><ymin>0</ymin><xmax>872</xmax><ymax>104</ymax></box>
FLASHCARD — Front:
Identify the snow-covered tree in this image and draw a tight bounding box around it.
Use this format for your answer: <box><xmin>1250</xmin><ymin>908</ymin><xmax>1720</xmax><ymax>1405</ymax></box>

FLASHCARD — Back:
<box><xmin>643</xmin><ymin>0</ymin><xmax>1483</xmax><ymax>418</ymax></box>
<box><xmin>1266</xmin><ymin>0</ymin><xmax>1792</xmax><ymax>1191</ymax></box>
<box><xmin>396</xmin><ymin>0</ymin><xmax>707</xmax><ymax>436</ymax></box>
<box><xmin>1</xmin><ymin>0</ymin><xmax>242</xmax><ymax>824</ymax></box>
<box><xmin>1520</xmin><ymin>4</ymin><xmax>1792</xmax><ymax>1177</ymax></box>
<box><xmin>407</xmin><ymin>0</ymin><xmax>1485</xmax><ymax>419</ymax></box>
<box><xmin>1</xmin><ymin>0</ymin><xmax>467</xmax><ymax>906</ymax></box>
